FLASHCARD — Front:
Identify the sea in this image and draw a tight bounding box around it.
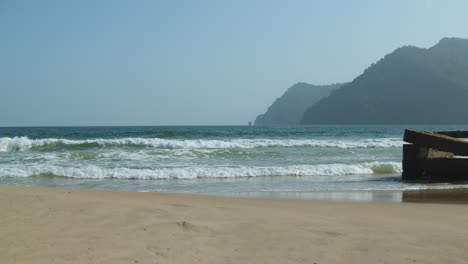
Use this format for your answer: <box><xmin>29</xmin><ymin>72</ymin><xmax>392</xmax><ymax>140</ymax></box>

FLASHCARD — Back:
<box><xmin>1</xmin><ymin>125</ymin><xmax>467</xmax><ymax>202</ymax></box>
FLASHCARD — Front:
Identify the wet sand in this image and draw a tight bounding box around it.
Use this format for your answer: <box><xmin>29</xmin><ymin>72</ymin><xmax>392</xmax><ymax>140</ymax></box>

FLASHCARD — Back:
<box><xmin>403</xmin><ymin>188</ymin><xmax>468</xmax><ymax>204</ymax></box>
<box><xmin>1</xmin><ymin>185</ymin><xmax>468</xmax><ymax>264</ymax></box>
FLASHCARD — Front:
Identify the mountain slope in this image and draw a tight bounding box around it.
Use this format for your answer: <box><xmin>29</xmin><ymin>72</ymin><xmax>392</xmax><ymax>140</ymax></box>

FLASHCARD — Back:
<box><xmin>255</xmin><ymin>83</ymin><xmax>343</xmax><ymax>125</ymax></box>
<box><xmin>301</xmin><ymin>38</ymin><xmax>468</xmax><ymax>125</ymax></box>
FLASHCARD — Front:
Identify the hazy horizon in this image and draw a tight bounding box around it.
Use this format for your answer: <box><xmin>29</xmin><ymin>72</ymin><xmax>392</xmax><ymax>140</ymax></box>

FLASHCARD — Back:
<box><xmin>2</xmin><ymin>0</ymin><xmax>468</xmax><ymax>126</ymax></box>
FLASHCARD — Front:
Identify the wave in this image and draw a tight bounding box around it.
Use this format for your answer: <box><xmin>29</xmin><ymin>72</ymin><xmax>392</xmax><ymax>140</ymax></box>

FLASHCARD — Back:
<box><xmin>0</xmin><ymin>162</ymin><xmax>402</xmax><ymax>179</ymax></box>
<box><xmin>0</xmin><ymin>136</ymin><xmax>404</xmax><ymax>152</ymax></box>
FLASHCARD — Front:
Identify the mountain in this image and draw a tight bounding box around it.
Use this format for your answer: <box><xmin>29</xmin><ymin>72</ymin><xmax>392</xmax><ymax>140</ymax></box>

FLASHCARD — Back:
<box><xmin>254</xmin><ymin>83</ymin><xmax>343</xmax><ymax>125</ymax></box>
<box><xmin>301</xmin><ymin>37</ymin><xmax>468</xmax><ymax>124</ymax></box>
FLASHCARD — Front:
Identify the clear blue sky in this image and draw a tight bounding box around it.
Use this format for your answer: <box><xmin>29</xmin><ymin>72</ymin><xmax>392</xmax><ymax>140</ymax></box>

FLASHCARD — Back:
<box><xmin>1</xmin><ymin>0</ymin><xmax>467</xmax><ymax>126</ymax></box>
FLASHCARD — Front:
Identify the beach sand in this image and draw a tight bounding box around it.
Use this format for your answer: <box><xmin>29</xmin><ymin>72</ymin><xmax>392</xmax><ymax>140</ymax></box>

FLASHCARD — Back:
<box><xmin>1</xmin><ymin>186</ymin><xmax>468</xmax><ymax>264</ymax></box>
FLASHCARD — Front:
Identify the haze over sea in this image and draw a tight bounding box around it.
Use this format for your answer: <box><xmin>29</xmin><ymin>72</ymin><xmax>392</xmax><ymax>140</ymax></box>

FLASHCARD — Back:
<box><xmin>2</xmin><ymin>125</ymin><xmax>467</xmax><ymax>202</ymax></box>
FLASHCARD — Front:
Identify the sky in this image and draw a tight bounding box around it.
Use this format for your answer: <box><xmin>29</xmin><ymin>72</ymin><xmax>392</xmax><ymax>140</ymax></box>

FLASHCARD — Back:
<box><xmin>1</xmin><ymin>0</ymin><xmax>468</xmax><ymax>126</ymax></box>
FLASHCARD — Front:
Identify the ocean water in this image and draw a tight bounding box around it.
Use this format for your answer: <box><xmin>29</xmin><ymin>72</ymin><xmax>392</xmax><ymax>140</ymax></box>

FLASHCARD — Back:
<box><xmin>1</xmin><ymin>125</ymin><xmax>467</xmax><ymax>202</ymax></box>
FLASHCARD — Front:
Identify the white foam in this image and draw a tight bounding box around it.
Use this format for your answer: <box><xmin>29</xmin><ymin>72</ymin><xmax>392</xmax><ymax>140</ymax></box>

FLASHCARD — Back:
<box><xmin>0</xmin><ymin>162</ymin><xmax>402</xmax><ymax>179</ymax></box>
<box><xmin>0</xmin><ymin>136</ymin><xmax>404</xmax><ymax>152</ymax></box>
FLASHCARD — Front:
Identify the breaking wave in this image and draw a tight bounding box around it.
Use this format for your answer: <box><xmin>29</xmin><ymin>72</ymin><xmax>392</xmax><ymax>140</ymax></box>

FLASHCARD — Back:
<box><xmin>0</xmin><ymin>136</ymin><xmax>404</xmax><ymax>152</ymax></box>
<box><xmin>0</xmin><ymin>162</ymin><xmax>402</xmax><ymax>179</ymax></box>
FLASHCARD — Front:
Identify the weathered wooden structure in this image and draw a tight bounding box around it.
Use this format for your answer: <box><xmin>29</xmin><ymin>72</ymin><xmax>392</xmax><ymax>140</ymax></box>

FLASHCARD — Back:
<box><xmin>402</xmin><ymin>129</ymin><xmax>468</xmax><ymax>182</ymax></box>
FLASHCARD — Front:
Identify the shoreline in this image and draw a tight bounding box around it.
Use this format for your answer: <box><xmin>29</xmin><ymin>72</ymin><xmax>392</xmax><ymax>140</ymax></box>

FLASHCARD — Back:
<box><xmin>1</xmin><ymin>185</ymin><xmax>468</xmax><ymax>263</ymax></box>
<box><xmin>3</xmin><ymin>182</ymin><xmax>468</xmax><ymax>203</ymax></box>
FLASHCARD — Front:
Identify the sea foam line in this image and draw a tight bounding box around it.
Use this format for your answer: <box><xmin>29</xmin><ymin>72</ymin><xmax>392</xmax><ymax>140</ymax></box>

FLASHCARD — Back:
<box><xmin>0</xmin><ymin>136</ymin><xmax>404</xmax><ymax>152</ymax></box>
<box><xmin>0</xmin><ymin>162</ymin><xmax>402</xmax><ymax>179</ymax></box>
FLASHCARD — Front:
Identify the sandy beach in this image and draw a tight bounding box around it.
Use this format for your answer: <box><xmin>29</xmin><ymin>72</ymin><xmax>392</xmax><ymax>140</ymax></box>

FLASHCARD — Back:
<box><xmin>1</xmin><ymin>186</ymin><xmax>468</xmax><ymax>264</ymax></box>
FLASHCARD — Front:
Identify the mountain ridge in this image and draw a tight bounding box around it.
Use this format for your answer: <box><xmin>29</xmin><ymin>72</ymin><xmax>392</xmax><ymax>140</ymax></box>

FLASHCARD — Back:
<box><xmin>301</xmin><ymin>37</ymin><xmax>468</xmax><ymax>125</ymax></box>
<box><xmin>254</xmin><ymin>82</ymin><xmax>344</xmax><ymax>126</ymax></box>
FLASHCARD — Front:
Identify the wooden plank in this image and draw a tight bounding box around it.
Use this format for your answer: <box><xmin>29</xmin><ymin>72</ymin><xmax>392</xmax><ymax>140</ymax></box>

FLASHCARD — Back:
<box><xmin>402</xmin><ymin>160</ymin><xmax>425</xmax><ymax>181</ymax></box>
<box><xmin>421</xmin><ymin>158</ymin><xmax>468</xmax><ymax>182</ymax></box>
<box><xmin>436</xmin><ymin>131</ymin><xmax>468</xmax><ymax>138</ymax></box>
<box><xmin>419</xmin><ymin>158</ymin><xmax>468</xmax><ymax>169</ymax></box>
<box><xmin>403</xmin><ymin>144</ymin><xmax>453</xmax><ymax>161</ymax></box>
<box><xmin>402</xmin><ymin>158</ymin><xmax>468</xmax><ymax>182</ymax></box>
<box><xmin>403</xmin><ymin>129</ymin><xmax>468</xmax><ymax>156</ymax></box>
<box><xmin>402</xmin><ymin>144</ymin><xmax>421</xmax><ymax>161</ymax></box>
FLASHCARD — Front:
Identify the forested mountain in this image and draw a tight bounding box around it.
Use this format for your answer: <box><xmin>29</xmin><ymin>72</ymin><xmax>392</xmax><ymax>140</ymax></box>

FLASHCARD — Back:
<box><xmin>301</xmin><ymin>38</ymin><xmax>468</xmax><ymax>124</ymax></box>
<box><xmin>255</xmin><ymin>83</ymin><xmax>343</xmax><ymax>125</ymax></box>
